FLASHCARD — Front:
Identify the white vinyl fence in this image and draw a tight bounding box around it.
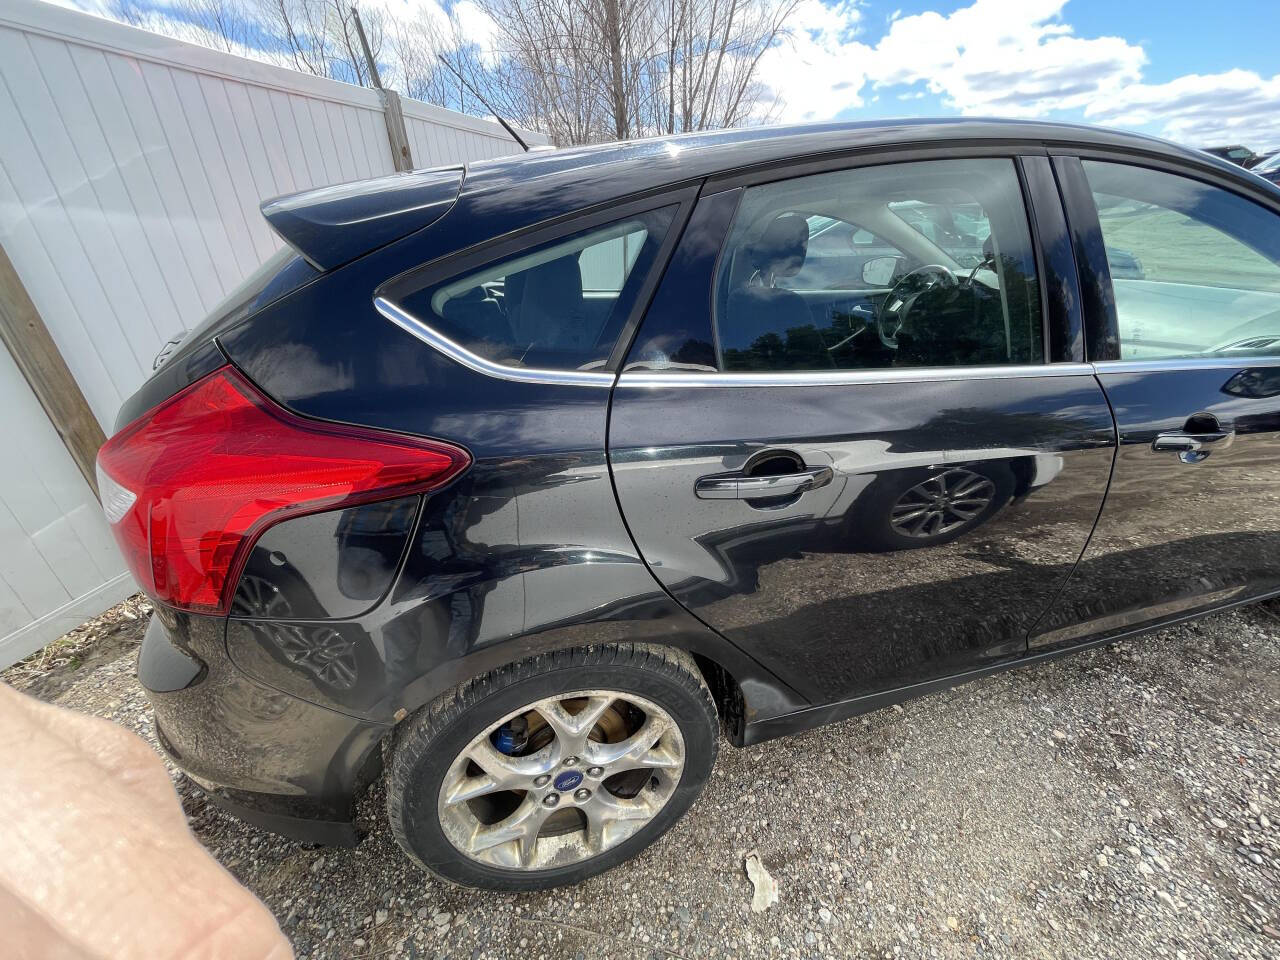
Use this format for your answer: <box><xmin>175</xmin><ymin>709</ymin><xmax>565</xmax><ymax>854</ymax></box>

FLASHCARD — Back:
<box><xmin>0</xmin><ymin>0</ymin><xmax>547</xmax><ymax>667</ymax></box>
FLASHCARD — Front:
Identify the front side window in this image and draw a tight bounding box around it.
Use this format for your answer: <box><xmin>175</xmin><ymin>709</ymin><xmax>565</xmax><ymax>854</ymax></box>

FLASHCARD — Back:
<box><xmin>1083</xmin><ymin>161</ymin><xmax>1280</xmax><ymax>360</ymax></box>
<box><xmin>393</xmin><ymin>207</ymin><xmax>676</xmax><ymax>371</ymax></box>
<box><xmin>714</xmin><ymin>158</ymin><xmax>1042</xmax><ymax>372</ymax></box>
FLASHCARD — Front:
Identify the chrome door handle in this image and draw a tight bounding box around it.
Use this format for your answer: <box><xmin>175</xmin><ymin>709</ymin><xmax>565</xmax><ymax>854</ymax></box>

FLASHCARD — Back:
<box><xmin>1151</xmin><ymin>430</ymin><xmax>1232</xmax><ymax>463</ymax></box>
<box><xmin>695</xmin><ymin>466</ymin><xmax>833</xmax><ymax>500</ymax></box>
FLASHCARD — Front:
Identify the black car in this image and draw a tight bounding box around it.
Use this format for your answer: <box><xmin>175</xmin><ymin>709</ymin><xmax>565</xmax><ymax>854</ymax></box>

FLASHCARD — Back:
<box><xmin>1203</xmin><ymin>144</ymin><xmax>1262</xmax><ymax>168</ymax></box>
<box><xmin>96</xmin><ymin>118</ymin><xmax>1280</xmax><ymax>891</ymax></box>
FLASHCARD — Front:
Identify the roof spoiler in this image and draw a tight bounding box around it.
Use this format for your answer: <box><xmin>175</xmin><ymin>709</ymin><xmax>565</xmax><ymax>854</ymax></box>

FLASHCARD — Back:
<box><xmin>260</xmin><ymin>166</ymin><xmax>464</xmax><ymax>271</ymax></box>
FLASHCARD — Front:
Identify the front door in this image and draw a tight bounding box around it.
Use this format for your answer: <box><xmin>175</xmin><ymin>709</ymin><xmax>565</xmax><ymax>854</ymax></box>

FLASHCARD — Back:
<box><xmin>1032</xmin><ymin>157</ymin><xmax>1280</xmax><ymax>648</ymax></box>
<box><xmin>609</xmin><ymin>155</ymin><xmax>1116</xmax><ymax>708</ymax></box>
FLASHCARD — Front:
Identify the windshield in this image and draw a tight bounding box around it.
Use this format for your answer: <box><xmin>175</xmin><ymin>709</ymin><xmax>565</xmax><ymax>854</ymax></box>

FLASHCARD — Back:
<box><xmin>1256</xmin><ymin>153</ymin><xmax>1280</xmax><ymax>174</ymax></box>
<box><xmin>888</xmin><ymin>200</ymin><xmax>991</xmax><ymax>268</ymax></box>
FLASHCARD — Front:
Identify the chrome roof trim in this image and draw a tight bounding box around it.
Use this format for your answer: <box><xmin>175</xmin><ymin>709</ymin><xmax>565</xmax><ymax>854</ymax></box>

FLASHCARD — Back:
<box><xmin>374</xmin><ymin>296</ymin><xmax>616</xmax><ymax>388</ymax></box>
<box><xmin>617</xmin><ymin>363</ymin><xmax>1095</xmax><ymax>388</ymax></box>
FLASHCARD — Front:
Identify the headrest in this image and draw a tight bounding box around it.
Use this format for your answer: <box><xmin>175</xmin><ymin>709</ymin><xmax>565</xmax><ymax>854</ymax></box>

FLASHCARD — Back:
<box><xmin>513</xmin><ymin>255</ymin><xmax>583</xmax><ymax>313</ymax></box>
<box><xmin>748</xmin><ymin>213</ymin><xmax>809</xmax><ymax>278</ymax></box>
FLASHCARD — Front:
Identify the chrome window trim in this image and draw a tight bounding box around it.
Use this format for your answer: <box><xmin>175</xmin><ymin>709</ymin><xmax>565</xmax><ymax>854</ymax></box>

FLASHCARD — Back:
<box><xmin>618</xmin><ymin>362</ymin><xmax>1094</xmax><ymax>388</ymax></box>
<box><xmin>1091</xmin><ymin>356</ymin><xmax>1280</xmax><ymax>374</ymax></box>
<box><xmin>374</xmin><ymin>296</ymin><xmax>616</xmax><ymax>388</ymax></box>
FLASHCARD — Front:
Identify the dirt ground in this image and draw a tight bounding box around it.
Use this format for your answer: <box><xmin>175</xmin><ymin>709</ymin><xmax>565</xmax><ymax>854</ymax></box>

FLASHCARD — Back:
<box><xmin>4</xmin><ymin>595</ymin><xmax>1278</xmax><ymax>959</ymax></box>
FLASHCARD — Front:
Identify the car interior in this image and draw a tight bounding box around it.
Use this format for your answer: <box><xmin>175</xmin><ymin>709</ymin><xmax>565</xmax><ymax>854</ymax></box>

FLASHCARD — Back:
<box><xmin>713</xmin><ymin>165</ymin><xmax>1044</xmax><ymax>372</ymax></box>
<box><xmin>401</xmin><ymin>165</ymin><xmax>1049</xmax><ymax>376</ymax></box>
<box><xmin>413</xmin><ymin>217</ymin><xmax>662</xmax><ymax>371</ymax></box>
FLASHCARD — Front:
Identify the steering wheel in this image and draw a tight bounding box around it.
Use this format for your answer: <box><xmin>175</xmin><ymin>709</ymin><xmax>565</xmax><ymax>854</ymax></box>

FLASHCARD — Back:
<box><xmin>876</xmin><ymin>264</ymin><xmax>958</xmax><ymax>349</ymax></box>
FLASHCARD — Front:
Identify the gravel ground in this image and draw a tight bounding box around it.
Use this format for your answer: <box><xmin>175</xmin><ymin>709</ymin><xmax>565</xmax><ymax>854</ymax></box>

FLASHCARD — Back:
<box><xmin>5</xmin><ymin>596</ymin><xmax>1278</xmax><ymax>960</ymax></box>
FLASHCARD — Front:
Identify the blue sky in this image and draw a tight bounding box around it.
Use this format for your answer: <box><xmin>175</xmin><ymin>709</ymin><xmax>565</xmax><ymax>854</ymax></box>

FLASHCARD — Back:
<box><xmin>60</xmin><ymin>0</ymin><xmax>1280</xmax><ymax>149</ymax></box>
<box><xmin>756</xmin><ymin>0</ymin><xmax>1280</xmax><ymax>149</ymax></box>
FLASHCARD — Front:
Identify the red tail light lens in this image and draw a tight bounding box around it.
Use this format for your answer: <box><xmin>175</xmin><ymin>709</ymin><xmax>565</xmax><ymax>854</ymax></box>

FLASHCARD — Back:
<box><xmin>96</xmin><ymin>365</ymin><xmax>469</xmax><ymax>615</ymax></box>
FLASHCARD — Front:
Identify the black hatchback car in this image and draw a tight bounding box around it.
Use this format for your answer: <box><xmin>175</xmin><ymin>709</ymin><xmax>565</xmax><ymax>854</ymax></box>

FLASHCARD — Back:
<box><xmin>97</xmin><ymin>119</ymin><xmax>1280</xmax><ymax>890</ymax></box>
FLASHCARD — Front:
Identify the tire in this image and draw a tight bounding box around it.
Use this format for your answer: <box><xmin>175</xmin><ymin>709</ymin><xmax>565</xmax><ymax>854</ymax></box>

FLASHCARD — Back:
<box><xmin>849</xmin><ymin>461</ymin><xmax>1015</xmax><ymax>552</ymax></box>
<box><xmin>385</xmin><ymin>643</ymin><xmax>718</xmax><ymax>890</ymax></box>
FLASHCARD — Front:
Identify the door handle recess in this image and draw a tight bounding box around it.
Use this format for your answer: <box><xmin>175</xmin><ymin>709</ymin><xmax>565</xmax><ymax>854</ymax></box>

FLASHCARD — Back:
<box><xmin>695</xmin><ymin>466</ymin><xmax>834</xmax><ymax>500</ymax></box>
<box><xmin>1151</xmin><ymin>430</ymin><xmax>1233</xmax><ymax>463</ymax></box>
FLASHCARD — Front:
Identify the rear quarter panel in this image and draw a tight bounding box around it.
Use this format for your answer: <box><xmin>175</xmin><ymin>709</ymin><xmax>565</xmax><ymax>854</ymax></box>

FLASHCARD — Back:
<box><xmin>215</xmin><ymin>208</ymin><xmax>804</xmax><ymax>729</ymax></box>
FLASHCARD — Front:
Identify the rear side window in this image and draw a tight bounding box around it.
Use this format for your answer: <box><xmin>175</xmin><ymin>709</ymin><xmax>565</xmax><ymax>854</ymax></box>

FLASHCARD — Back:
<box><xmin>1082</xmin><ymin>161</ymin><xmax>1280</xmax><ymax>360</ymax></box>
<box><xmin>390</xmin><ymin>207</ymin><xmax>676</xmax><ymax>372</ymax></box>
<box><xmin>712</xmin><ymin>158</ymin><xmax>1042</xmax><ymax>373</ymax></box>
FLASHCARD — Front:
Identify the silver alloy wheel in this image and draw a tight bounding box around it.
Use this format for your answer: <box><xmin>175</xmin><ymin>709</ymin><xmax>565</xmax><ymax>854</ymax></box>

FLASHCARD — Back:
<box><xmin>437</xmin><ymin>690</ymin><xmax>685</xmax><ymax>870</ymax></box>
<box><xmin>889</xmin><ymin>467</ymin><xmax>996</xmax><ymax>539</ymax></box>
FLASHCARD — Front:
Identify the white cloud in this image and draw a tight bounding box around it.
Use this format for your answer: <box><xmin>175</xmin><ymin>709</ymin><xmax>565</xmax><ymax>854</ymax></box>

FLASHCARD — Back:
<box><xmin>863</xmin><ymin>0</ymin><xmax>1145</xmax><ymax>116</ymax></box>
<box><xmin>1087</xmin><ymin>69</ymin><xmax>1280</xmax><ymax>151</ymax></box>
<box><xmin>352</xmin><ymin>0</ymin><xmax>504</xmax><ymax>74</ymax></box>
<box><xmin>40</xmin><ymin>0</ymin><xmax>116</xmax><ymax>16</ymax></box>
<box><xmin>451</xmin><ymin>0</ymin><xmax>502</xmax><ymax>64</ymax></box>
<box><xmin>758</xmin><ymin>0</ymin><xmax>1280</xmax><ymax>151</ymax></box>
<box><xmin>756</xmin><ymin>0</ymin><xmax>868</xmax><ymax>122</ymax></box>
<box><xmin>761</xmin><ymin>0</ymin><xmax>1145</xmax><ymax>122</ymax></box>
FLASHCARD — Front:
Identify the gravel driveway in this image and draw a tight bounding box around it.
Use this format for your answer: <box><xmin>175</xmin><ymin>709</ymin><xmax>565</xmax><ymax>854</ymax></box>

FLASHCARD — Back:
<box><xmin>5</xmin><ymin>596</ymin><xmax>1278</xmax><ymax>959</ymax></box>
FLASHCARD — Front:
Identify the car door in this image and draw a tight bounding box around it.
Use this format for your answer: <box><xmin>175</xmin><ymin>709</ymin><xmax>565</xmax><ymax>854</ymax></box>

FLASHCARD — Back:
<box><xmin>1030</xmin><ymin>156</ymin><xmax>1280</xmax><ymax>649</ymax></box>
<box><xmin>608</xmin><ymin>152</ymin><xmax>1117</xmax><ymax>709</ymax></box>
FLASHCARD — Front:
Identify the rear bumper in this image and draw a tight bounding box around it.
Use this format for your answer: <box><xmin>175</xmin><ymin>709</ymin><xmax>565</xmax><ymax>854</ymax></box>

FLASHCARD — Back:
<box><xmin>139</xmin><ymin>611</ymin><xmax>389</xmax><ymax>846</ymax></box>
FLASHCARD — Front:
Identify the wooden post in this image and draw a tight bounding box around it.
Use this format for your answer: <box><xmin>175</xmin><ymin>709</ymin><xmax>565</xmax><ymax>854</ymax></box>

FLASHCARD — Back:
<box><xmin>0</xmin><ymin>241</ymin><xmax>106</xmax><ymax>498</ymax></box>
<box><xmin>378</xmin><ymin>88</ymin><xmax>415</xmax><ymax>172</ymax></box>
<box><xmin>351</xmin><ymin>5</ymin><xmax>414</xmax><ymax>172</ymax></box>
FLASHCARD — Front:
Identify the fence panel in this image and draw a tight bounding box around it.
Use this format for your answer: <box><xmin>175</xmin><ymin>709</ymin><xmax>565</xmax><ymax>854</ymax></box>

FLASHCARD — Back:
<box><xmin>0</xmin><ymin>0</ymin><xmax>546</xmax><ymax>666</ymax></box>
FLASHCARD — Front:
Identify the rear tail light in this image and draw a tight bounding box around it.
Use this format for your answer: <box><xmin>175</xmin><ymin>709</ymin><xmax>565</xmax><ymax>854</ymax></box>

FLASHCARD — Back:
<box><xmin>95</xmin><ymin>365</ymin><xmax>469</xmax><ymax>615</ymax></box>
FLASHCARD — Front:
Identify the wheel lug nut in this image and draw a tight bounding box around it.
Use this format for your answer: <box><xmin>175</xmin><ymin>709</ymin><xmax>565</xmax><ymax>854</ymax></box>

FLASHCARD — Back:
<box><xmin>563</xmin><ymin>756</ymin><xmax>579</xmax><ymax>767</ymax></box>
<box><xmin>574</xmin><ymin>788</ymin><xmax>591</xmax><ymax>802</ymax></box>
<box><xmin>542</xmin><ymin>793</ymin><xmax>560</xmax><ymax>808</ymax></box>
<box><xmin>533</xmin><ymin>774</ymin><xmax>550</xmax><ymax>787</ymax></box>
<box><xmin>587</xmin><ymin>766</ymin><xmax>604</xmax><ymax>777</ymax></box>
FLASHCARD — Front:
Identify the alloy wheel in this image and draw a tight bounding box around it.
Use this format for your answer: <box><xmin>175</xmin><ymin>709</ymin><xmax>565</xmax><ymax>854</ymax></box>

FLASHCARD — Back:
<box><xmin>436</xmin><ymin>690</ymin><xmax>685</xmax><ymax>870</ymax></box>
<box><xmin>889</xmin><ymin>467</ymin><xmax>997</xmax><ymax>539</ymax></box>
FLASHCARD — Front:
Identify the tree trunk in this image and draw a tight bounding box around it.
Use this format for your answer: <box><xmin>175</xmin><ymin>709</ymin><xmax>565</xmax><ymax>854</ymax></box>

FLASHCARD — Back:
<box><xmin>602</xmin><ymin>0</ymin><xmax>629</xmax><ymax>140</ymax></box>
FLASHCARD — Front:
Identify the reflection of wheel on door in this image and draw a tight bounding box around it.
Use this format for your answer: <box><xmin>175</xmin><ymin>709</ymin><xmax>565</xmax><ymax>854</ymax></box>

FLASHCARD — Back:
<box><xmin>386</xmin><ymin>644</ymin><xmax>718</xmax><ymax>890</ymax></box>
<box><xmin>849</xmin><ymin>463</ymin><xmax>1015</xmax><ymax>551</ymax></box>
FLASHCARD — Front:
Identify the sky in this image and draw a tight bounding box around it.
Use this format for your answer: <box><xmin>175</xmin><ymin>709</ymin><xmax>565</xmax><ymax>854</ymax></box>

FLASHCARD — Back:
<box><xmin>51</xmin><ymin>0</ymin><xmax>1280</xmax><ymax>151</ymax></box>
<box><xmin>757</xmin><ymin>0</ymin><xmax>1280</xmax><ymax>150</ymax></box>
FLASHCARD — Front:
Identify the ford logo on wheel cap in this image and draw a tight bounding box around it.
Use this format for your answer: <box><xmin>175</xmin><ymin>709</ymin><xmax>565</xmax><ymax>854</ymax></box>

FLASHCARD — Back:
<box><xmin>554</xmin><ymin>770</ymin><xmax>583</xmax><ymax>791</ymax></box>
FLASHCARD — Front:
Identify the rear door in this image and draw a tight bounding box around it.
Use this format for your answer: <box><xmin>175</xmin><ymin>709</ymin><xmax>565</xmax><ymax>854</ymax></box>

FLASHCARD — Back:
<box><xmin>1031</xmin><ymin>156</ymin><xmax>1280</xmax><ymax>648</ymax></box>
<box><xmin>608</xmin><ymin>151</ymin><xmax>1117</xmax><ymax>707</ymax></box>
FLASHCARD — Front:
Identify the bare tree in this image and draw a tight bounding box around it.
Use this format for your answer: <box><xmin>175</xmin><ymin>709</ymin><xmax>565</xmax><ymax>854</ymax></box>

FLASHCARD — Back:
<box><xmin>184</xmin><ymin>0</ymin><xmax>256</xmax><ymax>53</ymax></box>
<box><xmin>110</xmin><ymin>0</ymin><xmax>263</xmax><ymax>55</ymax></box>
<box><xmin>266</xmin><ymin>0</ymin><xmax>385</xmax><ymax>85</ymax></box>
<box><xmin>109</xmin><ymin>0</ymin><xmax>802</xmax><ymax>145</ymax></box>
<box><xmin>108</xmin><ymin>0</ymin><xmax>150</xmax><ymax>27</ymax></box>
<box><xmin>661</xmin><ymin>0</ymin><xmax>796</xmax><ymax>133</ymax></box>
<box><xmin>469</xmin><ymin>0</ymin><xmax>798</xmax><ymax>144</ymax></box>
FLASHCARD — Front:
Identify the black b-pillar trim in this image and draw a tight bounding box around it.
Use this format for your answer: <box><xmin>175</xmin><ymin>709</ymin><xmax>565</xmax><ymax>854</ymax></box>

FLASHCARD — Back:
<box><xmin>1050</xmin><ymin>155</ymin><xmax>1120</xmax><ymax>362</ymax></box>
<box><xmin>1018</xmin><ymin>155</ymin><xmax>1084</xmax><ymax>364</ymax></box>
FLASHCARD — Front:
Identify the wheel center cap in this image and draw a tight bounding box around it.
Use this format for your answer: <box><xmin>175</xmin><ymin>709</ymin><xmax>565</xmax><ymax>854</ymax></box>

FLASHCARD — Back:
<box><xmin>554</xmin><ymin>770</ymin><xmax>583</xmax><ymax>791</ymax></box>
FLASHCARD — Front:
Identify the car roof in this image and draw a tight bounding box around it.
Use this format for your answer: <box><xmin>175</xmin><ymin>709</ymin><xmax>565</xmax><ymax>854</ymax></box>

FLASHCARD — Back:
<box><xmin>460</xmin><ymin>117</ymin><xmax>1241</xmax><ymax>203</ymax></box>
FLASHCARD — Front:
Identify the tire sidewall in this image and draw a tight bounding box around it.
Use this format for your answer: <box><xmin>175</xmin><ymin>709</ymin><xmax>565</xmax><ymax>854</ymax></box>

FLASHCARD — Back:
<box><xmin>390</xmin><ymin>657</ymin><xmax>717</xmax><ymax>891</ymax></box>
